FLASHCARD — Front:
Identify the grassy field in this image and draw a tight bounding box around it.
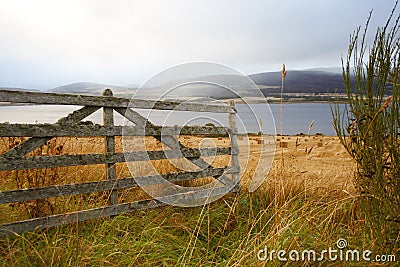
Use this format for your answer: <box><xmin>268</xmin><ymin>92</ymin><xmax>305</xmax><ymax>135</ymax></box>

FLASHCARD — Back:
<box><xmin>0</xmin><ymin>135</ymin><xmax>396</xmax><ymax>266</ymax></box>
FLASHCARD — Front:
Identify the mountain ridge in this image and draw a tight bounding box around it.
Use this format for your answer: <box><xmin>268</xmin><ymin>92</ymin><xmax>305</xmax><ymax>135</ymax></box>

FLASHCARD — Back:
<box><xmin>248</xmin><ymin>70</ymin><xmax>347</xmax><ymax>94</ymax></box>
<box><xmin>0</xmin><ymin>68</ymin><xmax>349</xmax><ymax>97</ymax></box>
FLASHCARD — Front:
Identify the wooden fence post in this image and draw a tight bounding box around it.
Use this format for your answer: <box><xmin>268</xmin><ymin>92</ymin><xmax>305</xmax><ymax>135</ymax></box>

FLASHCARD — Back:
<box><xmin>103</xmin><ymin>89</ymin><xmax>118</xmax><ymax>206</ymax></box>
<box><xmin>228</xmin><ymin>101</ymin><xmax>241</xmax><ymax>193</ymax></box>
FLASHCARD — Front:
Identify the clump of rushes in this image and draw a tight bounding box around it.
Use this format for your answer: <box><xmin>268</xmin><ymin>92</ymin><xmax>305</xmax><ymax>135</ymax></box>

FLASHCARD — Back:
<box><xmin>332</xmin><ymin>2</ymin><xmax>400</xmax><ymax>251</ymax></box>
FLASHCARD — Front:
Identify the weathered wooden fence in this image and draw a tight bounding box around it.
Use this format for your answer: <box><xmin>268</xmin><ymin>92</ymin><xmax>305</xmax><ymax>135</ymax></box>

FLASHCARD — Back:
<box><xmin>0</xmin><ymin>89</ymin><xmax>240</xmax><ymax>235</ymax></box>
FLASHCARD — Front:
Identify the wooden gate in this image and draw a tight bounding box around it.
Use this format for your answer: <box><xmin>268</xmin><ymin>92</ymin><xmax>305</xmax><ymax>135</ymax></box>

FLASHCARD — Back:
<box><xmin>0</xmin><ymin>89</ymin><xmax>240</xmax><ymax>235</ymax></box>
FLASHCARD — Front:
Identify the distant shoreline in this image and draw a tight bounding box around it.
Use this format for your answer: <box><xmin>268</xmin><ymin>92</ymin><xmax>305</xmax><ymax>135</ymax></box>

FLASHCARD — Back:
<box><xmin>223</xmin><ymin>98</ymin><xmax>347</xmax><ymax>105</ymax></box>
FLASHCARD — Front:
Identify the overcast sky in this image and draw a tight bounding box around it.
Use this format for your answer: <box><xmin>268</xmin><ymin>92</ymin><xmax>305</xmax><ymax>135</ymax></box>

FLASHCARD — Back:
<box><xmin>0</xmin><ymin>0</ymin><xmax>397</xmax><ymax>89</ymax></box>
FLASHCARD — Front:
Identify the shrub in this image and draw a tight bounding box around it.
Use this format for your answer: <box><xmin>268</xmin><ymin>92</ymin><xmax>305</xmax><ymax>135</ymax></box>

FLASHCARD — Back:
<box><xmin>332</xmin><ymin>4</ymin><xmax>400</xmax><ymax>250</ymax></box>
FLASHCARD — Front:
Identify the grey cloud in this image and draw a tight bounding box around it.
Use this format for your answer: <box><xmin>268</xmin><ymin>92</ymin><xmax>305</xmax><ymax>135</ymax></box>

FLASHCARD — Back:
<box><xmin>0</xmin><ymin>0</ymin><xmax>396</xmax><ymax>89</ymax></box>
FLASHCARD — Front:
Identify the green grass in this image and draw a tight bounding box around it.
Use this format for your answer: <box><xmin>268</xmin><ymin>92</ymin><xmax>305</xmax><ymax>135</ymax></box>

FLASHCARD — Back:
<box><xmin>0</xmin><ymin>186</ymin><xmax>391</xmax><ymax>266</ymax></box>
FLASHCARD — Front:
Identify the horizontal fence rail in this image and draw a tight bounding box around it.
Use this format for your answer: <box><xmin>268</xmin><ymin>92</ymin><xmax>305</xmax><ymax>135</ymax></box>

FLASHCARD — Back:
<box><xmin>0</xmin><ymin>124</ymin><xmax>231</xmax><ymax>137</ymax></box>
<box><xmin>0</xmin><ymin>167</ymin><xmax>240</xmax><ymax>205</ymax></box>
<box><xmin>0</xmin><ymin>147</ymin><xmax>232</xmax><ymax>170</ymax></box>
<box><xmin>0</xmin><ymin>89</ymin><xmax>240</xmax><ymax>235</ymax></box>
<box><xmin>0</xmin><ymin>90</ymin><xmax>235</xmax><ymax>113</ymax></box>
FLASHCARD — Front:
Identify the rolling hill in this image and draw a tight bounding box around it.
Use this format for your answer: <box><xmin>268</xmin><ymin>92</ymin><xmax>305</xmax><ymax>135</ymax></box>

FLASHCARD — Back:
<box><xmin>0</xmin><ymin>69</ymin><xmax>350</xmax><ymax>99</ymax></box>
<box><xmin>248</xmin><ymin>70</ymin><xmax>347</xmax><ymax>94</ymax></box>
<box><xmin>48</xmin><ymin>82</ymin><xmax>136</xmax><ymax>97</ymax></box>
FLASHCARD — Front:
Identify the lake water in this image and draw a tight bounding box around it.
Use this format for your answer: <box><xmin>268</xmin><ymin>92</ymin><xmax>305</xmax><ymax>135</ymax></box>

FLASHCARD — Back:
<box><xmin>0</xmin><ymin>103</ymin><xmax>342</xmax><ymax>136</ymax></box>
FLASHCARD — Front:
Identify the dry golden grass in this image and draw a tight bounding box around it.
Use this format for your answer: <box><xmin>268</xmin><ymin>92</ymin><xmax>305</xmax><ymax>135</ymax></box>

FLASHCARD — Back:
<box><xmin>269</xmin><ymin>135</ymin><xmax>355</xmax><ymax>193</ymax></box>
<box><xmin>0</xmin><ymin>135</ymin><xmax>355</xmax><ymax>225</ymax></box>
<box><xmin>1</xmin><ymin>135</ymin><xmax>371</xmax><ymax>266</ymax></box>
